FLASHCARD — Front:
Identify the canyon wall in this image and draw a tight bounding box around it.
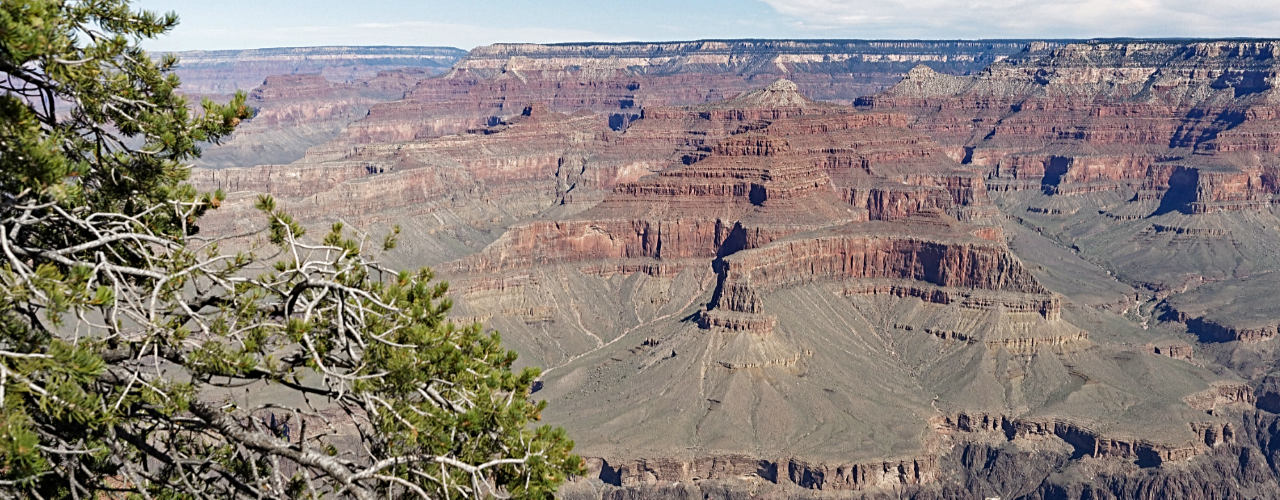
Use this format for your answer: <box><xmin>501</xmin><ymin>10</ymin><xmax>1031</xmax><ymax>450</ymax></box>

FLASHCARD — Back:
<box><xmin>860</xmin><ymin>39</ymin><xmax>1280</xmax><ymax>345</ymax></box>
<box><xmin>332</xmin><ymin>40</ymin><xmax>1033</xmax><ymax>146</ymax></box>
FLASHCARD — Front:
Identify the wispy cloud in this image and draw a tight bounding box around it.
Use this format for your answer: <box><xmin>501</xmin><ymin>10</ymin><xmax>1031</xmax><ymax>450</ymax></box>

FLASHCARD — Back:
<box><xmin>759</xmin><ymin>0</ymin><xmax>1280</xmax><ymax>38</ymax></box>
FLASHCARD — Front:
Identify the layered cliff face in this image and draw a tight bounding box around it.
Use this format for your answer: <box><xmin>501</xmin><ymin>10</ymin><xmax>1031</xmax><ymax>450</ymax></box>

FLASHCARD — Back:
<box><xmin>450</xmin><ymin>80</ymin><xmax>1003</xmax><ymax>277</ymax></box>
<box><xmin>859</xmin><ymin>39</ymin><xmax>1280</xmax><ymax>351</ymax></box>
<box><xmin>182</xmin><ymin>47</ymin><xmax>467</xmax><ymax>169</ymax></box>
<box><xmin>196</xmin><ymin>71</ymin><xmax>432</xmax><ymax>168</ymax></box>
<box><xmin>456</xmin><ymin>40</ymin><xmax>1031</xmax><ymax>82</ymax></box>
<box><xmin>401</xmin><ymin>81</ymin><xmax>1251</xmax><ymax>498</ymax></box>
<box><xmin>193</xmin><ymin>103</ymin><xmax>619</xmax><ymax>266</ymax></box>
<box><xmin>562</xmin><ymin>409</ymin><xmax>1280</xmax><ymax>499</ymax></box>
<box><xmin>193</xmin><ymin>41</ymin><xmax>1025</xmax><ymax>168</ymax></box>
<box><xmin>859</xmin><ymin>41</ymin><xmax>1280</xmax><ymax>194</ymax></box>
<box><xmin>331</xmin><ymin>40</ymin><xmax>1031</xmax><ymax>146</ymax></box>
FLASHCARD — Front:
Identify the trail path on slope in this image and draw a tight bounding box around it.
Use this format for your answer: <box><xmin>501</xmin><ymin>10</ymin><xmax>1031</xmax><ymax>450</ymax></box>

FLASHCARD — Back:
<box><xmin>541</xmin><ymin>272</ymin><xmax>714</xmax><ymax>377</ymax></box>
<box><xmin>562</xmin><ymin>281</ymin><xmax>604</xmax><ymax>348</ymax></box>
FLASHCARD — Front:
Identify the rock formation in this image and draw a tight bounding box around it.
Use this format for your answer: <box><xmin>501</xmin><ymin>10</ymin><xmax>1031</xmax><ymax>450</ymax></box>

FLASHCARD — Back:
<box><xmin>860</xmin><ymin>40</ymin><xmax>1280</xmax><ymax>348</ymax></box>
<box><xmin>180</xmin><ymin>47</ymin><xmax>467</xmax><ymax>169</ymax></box>
<box><xmin>196</xmin><ymin>71</ymin><xmax>432</xmax><ymax>168</ymax></box>
<box><xmin>328</xmin><ymin>40</ymin><xmax>1030</xmax><ymax>147</ymax></box>
<box><xmin>193</xmin><ymin>103</ymin><xmax>619</xmax><ymax>267</ymax></box>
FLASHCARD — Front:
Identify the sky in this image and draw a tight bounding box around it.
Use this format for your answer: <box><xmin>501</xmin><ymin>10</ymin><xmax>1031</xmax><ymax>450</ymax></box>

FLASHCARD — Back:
<box><xmin>136</xmin><ymin>0</ymin><xmax>1280</xmax><ymax>52</ymax></box>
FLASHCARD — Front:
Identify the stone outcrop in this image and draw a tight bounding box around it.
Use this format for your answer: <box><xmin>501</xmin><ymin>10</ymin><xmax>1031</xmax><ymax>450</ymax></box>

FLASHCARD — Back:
<box><xmin>562</xmin><ymin>407</ymin><xmax>1260</xmax><ymax>497</ymax></box>
<box><xmin>1154</xmin><ymin>271</ymin><xmax>1280</xmax><ymax>343</ymax></box>
<box><xmin>1257</xmin><ymin>373</ymin><xmax>1280</xmax><ymax>413</ymax></box>
<box><xmin>454</xmin><ymin>80</ymin><xmax>998</xmax><ymax>271</ymax></box>
<box><xmin>192</xmin><ymin>104</ymin><xmax>620</xmax><ymax>267</ymax></box>
<box><xmin>710</xmin><ymin>228</ymin><xmax>1050</xmax><ymax>314</ymax></box>
<box><xmin>857</xmin><ymin>40</ymin><xmax>1280</xmax><ymax>355</ymax></box>
<box><xmin>1184</xmin><ymin>383</ymin><xmax>1258</xmax><ymax>411</ymax></box>
<box><xmin>448</xmin><ymin>81</ymin><xmax>1081</xmax><ymax>352</ymax></box>
<box><xmin>1147</xmin><ymin>341</ymin><xmax>1195</xmax><ymax>361</ymax></box>
<box><xmin>1163</xmin><ymin>304</ymin><xmax>1280</xmax><ymax>343</ymax></box>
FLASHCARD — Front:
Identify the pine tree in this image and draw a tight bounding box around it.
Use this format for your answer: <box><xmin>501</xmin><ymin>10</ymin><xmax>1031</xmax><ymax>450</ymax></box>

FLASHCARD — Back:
<box><xmin>0</xmin><ymin>1</ymin><xmax>581</xmax><ymax>497</ymax></box>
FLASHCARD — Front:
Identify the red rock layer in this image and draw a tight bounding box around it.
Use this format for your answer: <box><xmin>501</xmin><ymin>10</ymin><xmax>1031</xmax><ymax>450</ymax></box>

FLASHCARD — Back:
<box><xmin>711</xmin><ymin>227</ymin><xmax>1050</xmax><ymax>314</ymax></box>
<box><xmin>858</xmin><ymin>41</ymin><xmax>1280</xmax><ymax>213</ymax></box>
<box><xmin>453</xmin><ymin>80</ymin><xmax>999</xmax><ymax>272</ymax></box>
<box><xmin>447</xmin><ymin>80</ymin><xmax>1067</xmax><ymax>350</ymax></box>
<box><xmin>327</xmin><ymin>40</ymin><xmax>1030</xmax><ymax>147</ymax></box>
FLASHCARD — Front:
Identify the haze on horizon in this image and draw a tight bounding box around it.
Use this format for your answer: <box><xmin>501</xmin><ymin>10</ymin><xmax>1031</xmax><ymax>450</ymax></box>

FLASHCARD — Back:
<box><xmin>142</xmin><ymin>0</ymin><xmax>1280</xmax><ymax>52</ymax></box>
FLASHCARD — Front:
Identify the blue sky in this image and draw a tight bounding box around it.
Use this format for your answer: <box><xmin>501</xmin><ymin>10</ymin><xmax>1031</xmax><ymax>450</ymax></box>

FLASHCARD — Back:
<box><xmin>137</xmin><ymin>1</ymin><xmax>1280</xmax><ymax>51</ymax></box>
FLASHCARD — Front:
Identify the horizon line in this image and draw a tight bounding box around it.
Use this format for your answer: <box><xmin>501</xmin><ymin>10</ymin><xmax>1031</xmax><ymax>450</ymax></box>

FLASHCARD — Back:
<box><xmin>160</xmin><ymin>36</ymin><xmax>1280</xmax><ymax>54</ymax></box>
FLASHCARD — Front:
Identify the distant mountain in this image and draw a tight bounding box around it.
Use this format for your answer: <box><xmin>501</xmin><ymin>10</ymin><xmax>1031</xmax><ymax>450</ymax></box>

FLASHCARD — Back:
<box><xmin>164</xmin><ymin>45</ymin><xmax>466</xmax><ymax>95</ymax></box>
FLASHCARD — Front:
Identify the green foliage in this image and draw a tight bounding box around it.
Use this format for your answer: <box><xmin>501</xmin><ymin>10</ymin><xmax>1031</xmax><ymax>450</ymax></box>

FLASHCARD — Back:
<box><xmin>0</xmin><ymin>1</ymin><xmax>580</xmax><ymax>497</ymax></box>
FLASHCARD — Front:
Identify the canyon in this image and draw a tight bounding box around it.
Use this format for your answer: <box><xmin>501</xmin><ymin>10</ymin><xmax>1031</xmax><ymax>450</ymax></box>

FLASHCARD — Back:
<box><xmin>189</xmin><ymin>39</ymin><xmax>1280</xmax><ymax>498</ymax></box>
<box><xmin>169</xmin><ymin>45</ymin><xmax>466</xmax><ymax>96</ymax></box>
<box><xmin>171</xmin><ymin>46</ymin><xmax>467</xmax><ymax>167</ymax></box>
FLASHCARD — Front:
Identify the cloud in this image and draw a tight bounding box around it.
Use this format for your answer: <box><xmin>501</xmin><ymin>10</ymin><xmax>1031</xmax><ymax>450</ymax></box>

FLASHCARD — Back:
<box><xmin>759</xmin><ymin>0</ymin><xmax>1280</xmax><ymax>38</ymax></box>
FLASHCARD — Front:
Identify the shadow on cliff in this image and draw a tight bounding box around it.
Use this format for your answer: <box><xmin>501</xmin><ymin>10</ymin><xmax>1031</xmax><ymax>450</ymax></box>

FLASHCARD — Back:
<box><xmin>1041</xmin><ymin>156</ymin><xmax>1071</xmax><ymax>195</ymax></box>
<box><xmin>707</xmin><ymin>222</ymin><xmax>749</xmax><ymax>310</ymax></box>
<box><xmin>1171</xmin><ymin>107</ymin><xmax>1248</xmax><ymax>151</ymax></box>
<box><xmin>1149</xmin><ymin>167</ymin><xmax>1199</xmax><ymax>216</ymax></box>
